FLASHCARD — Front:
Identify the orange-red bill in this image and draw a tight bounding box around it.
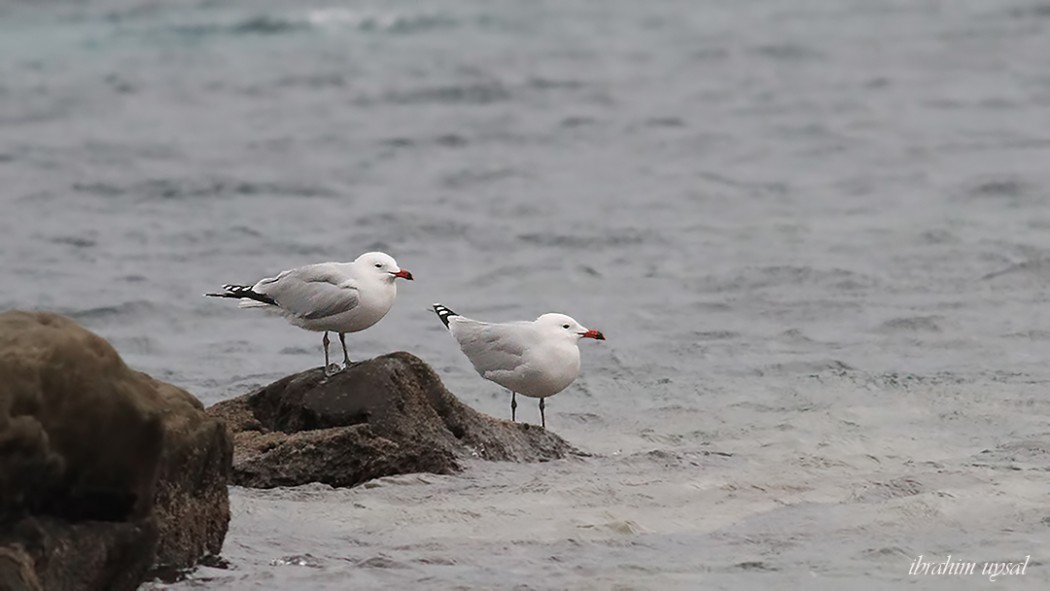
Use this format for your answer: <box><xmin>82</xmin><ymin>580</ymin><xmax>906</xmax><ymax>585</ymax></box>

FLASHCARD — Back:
<box><xmin>581</xmin><ymin>329</ymin><xmax>605</xmax><ymax>340</ymax></box>
<box><xmin>393</xmin><ymin>269</ymin><xmax>414</xmax><ymax>280</ymax></box>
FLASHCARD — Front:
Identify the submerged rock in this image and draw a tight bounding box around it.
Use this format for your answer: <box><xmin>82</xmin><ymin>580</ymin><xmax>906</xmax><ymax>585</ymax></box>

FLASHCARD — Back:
<box><xmin>0</xmin><ymin>311</ymin><xmax>232</xmax><ymax>591</ymax></box>
<box><xmin>208</xmin><ymin>352</ymin><xmax>579</xmax><ymax>488</ymax></box>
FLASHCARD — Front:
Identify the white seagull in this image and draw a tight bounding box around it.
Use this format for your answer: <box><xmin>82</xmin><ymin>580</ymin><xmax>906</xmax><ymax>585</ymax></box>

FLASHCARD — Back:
<box><xmin>207</xmin><ymin>252</ymin><xmax>413</xmax><ymax>375</ymax></box>
<box><xmin>432</xmin><ymin>304</ymin><xmax>605</xmax><ymax>428</ymax></box>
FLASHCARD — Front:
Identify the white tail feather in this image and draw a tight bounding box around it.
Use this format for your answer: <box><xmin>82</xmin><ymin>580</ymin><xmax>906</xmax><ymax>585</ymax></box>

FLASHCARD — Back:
<box><xmin>238</xmin><ymin>299</ymin><xmax>273</xmax><ymax>309</ymax></box>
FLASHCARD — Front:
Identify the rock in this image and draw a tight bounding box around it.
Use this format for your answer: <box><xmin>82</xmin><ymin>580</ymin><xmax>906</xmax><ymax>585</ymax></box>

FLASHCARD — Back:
<box><xmin>2</xmin><ymin>518</ymin><xmax>156</xmax><ymax>591</ymax></box>
<box><xmin>0</xmin><ymin>311</ymin><xmax>232</xmax><ymax>591</ymax></box>
<box><xmin>0</xmin><ymin>546</ymin><xmax>42</xmax><ymax>591</ymax></box>
<box><xmin>208</xmin><ymin>352</ymin><xmax>580</xmax><ymax>489</ymax></box>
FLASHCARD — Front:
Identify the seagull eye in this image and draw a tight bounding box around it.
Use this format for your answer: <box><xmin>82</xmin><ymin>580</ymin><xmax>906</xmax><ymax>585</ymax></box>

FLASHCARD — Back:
<box><xmin>562</xmin><ymin>324</ymin><xmax>570</xmax><ymax>329</ymax></box>
<box><xmin>375</xmin><ymin>263</ymin><xmax>382</xmax><ymax>268</ymax></box>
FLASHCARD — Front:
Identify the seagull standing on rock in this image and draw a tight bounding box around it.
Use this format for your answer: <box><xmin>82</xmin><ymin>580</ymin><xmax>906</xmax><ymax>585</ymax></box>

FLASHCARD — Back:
<box><xmin>206</xmin><ymin>252</ymin><xmax>413</xmax><ymax>375</ymax></box>
<box><xmin>431</xmin><ymin>304</ymin><xmax>605</xmax><ymax>428</ymax></box>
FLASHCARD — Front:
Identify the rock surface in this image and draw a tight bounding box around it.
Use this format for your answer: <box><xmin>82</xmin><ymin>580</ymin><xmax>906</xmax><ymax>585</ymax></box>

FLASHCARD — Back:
<box><xmin>0</xmin><ymin>311</ymin><xmax>232</xmax><ymax>591</ymax></box>
<box><xmin>207</xmin><ymin>352</ymin><xmax>580</xmax><ymax>488</ymax></box>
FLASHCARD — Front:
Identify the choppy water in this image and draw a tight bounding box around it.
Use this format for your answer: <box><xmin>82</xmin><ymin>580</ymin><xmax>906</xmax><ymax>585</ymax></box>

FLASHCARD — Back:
<box><xmin>3</xmin><ymin>0</ymin><xmax>1050</xmax><ymax>589</ymax></box>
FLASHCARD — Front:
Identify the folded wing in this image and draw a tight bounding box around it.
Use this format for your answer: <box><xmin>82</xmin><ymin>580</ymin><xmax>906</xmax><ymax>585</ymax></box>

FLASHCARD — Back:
<box><xmin>450</xmin><ymin>318</ymin><xmax>532</xmax><ymax>381</ymax></box>
<box><xmin>254</xmin><ymin>264</ymin><xmax>360</xmax><ymax>320</ymax></box>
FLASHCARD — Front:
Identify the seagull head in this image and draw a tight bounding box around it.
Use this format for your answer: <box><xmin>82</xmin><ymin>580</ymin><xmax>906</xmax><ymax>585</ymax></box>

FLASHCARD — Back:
<box><xmin>536</xmin><ymin>313</ymin><xmax>605</xmax><ymax>342</ymax></box>
<box><xmin>356</xmin><ymin>252</ymin><xmax>414</xmax><ymax>281</ymax></box>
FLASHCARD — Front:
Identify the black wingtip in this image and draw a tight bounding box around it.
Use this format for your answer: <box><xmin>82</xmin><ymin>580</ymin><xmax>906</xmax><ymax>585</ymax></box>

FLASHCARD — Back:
<box><xmin>206</xmin><ymin>284</ymin><xmax>278</xmax><ymax>306</ymax></box>
<box><xmin>432</xmin><ymin>303</ymin><xmax>458</xmax><ymax>328</ymax></box>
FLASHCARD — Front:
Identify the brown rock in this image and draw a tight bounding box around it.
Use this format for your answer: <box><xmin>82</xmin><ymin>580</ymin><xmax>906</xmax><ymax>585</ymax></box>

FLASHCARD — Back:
<box><xmin>0</xmin><ymin>546</ymin><xmax>42</xmax><ymax>591</ymax></box>
<box><xmin>208</xmin><ymin>352</ymin><xmax>580</xmax><ymax>489</ymax></box>
<box><xmin>5</xmin><ymin>518</ymin><xmax>156</xmax><ymax>591</ymax></box>
<box><xmin>0</xmin><ymin>311</ymin><xmax>232</xmax><ymax>591</ymax></box>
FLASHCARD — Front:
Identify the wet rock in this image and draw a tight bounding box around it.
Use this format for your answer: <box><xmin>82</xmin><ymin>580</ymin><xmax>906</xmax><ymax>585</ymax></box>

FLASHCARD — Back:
<box><xmin>0</xmin><ymin>311</ymin><xmax>232</xmax><ymax>591</ymax></box>
<box><xmin>208</xmin><ymin>352</ymin><xmax>579</xmax><ymax>488</ymax></box>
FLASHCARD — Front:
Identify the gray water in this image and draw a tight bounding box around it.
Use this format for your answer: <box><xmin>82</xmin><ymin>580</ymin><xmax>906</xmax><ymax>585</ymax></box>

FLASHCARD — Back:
<box><xmin>3</xmin><ymin>0</ymin><xmax>1050</xmax><ymax>588</ymax></box>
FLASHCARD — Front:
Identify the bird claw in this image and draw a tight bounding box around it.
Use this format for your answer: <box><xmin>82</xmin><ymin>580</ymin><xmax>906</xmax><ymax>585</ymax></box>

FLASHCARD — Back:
<box><xmin>324</xmin><ymin>363</ymin><xmax>344</xmax><ymax>377</ymax></box>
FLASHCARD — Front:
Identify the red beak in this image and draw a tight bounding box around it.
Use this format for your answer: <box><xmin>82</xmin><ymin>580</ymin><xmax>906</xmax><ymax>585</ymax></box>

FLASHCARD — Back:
<box><xmin>393</xmin><ymin>269</ymin><xmax>414</xmax><ymax>280</ymax></box>
<box><xmin>581</xmin><ymin>329</ymin><xmax>605</xmax><ymax>340</ymax></box>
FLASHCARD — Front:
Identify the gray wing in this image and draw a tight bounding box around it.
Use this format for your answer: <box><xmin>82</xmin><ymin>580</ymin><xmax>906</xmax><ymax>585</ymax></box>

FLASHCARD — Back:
<box><xmin>254</xmin><ymin>264</ymin><xmax>359</xmax><ymax>320</ymax></box>
<box><xmin>449</xmin><ymin>318</ymin><xmax>532</xmax><ymax>380</ymax></box>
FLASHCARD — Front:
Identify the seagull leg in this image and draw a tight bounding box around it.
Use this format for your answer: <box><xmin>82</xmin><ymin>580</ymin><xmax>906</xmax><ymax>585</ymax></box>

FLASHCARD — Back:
<box><xmin>511</xmin><ymin>391</ymin><xmax>517</xmax><ymax>422</ymax></box>
<box><xmin>539</xmin><ymin>397</ymin><xmax>546</xmax><ymax>429</ymax></box>
<box><xmin>322</xmin><ymin>332</ymin><xmax>341</xmax><ymax>376</ymax></box>
<box><xmin>338</xmin><ymin>332</ymin><xmax>351</xmax><ymax>367</ymax></box>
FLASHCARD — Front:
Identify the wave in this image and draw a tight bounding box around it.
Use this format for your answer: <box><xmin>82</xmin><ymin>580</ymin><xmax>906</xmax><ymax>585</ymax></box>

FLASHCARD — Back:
<box><xmin>875</xmin><ymin>315</ymin><xmax>945</xmax><ymax>334</ymax></box>
<box><xmin>73</xmin><ymin>177</ymin><xmax>338</xmax><ymax>201</ymax></box>
<box><xmin>159</xmin><ymin>9</ymin><xmax>463</xmax><ymax>39</ymax></box>
<box><xmin>58</xmin><ymin>300</ymin><xmax>163</xmax><ymax>322</ymax></box>
<box><xmin>373</xmin><ymin>83</ymin><xmax>512</xmax><ymax>106</ymax></box>
<box><xmin>981</xmin><ymin>258</ymin><xmax>1050</xmax><ymax>282</ymax></box>
<box><xmin>701</xmin><ymin>265</ymin><xmax>881</xmax><ymax>292</ymax></box>
<box><xmin>517</xmin><ymin>228</ymin><xmax>664</xmax><ymax>249</ymax></box>
<box><xmin>954</xmin><ymin>174</ymin><xmax>1042</xmax><ymax>205</ymax></box>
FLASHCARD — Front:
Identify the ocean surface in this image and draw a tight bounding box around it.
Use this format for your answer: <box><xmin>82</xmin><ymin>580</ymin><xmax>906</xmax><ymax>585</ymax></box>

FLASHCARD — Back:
<box><xmin>3</xmin><ymin>0</ymin><xmax>1050</xmax><ymax>588</ymax></box>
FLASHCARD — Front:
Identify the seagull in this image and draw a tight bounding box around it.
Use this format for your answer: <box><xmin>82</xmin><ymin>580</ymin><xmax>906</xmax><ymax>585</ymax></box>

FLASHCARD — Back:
<box><xmin>431</xmin><ymin>304</ymin><xmax>605</xmax><ymax>428</ymax></box>
<box><xmin>206</xmin><ymin>252</ymin><xmax>413</xmax><ymax>375</ymax></box>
